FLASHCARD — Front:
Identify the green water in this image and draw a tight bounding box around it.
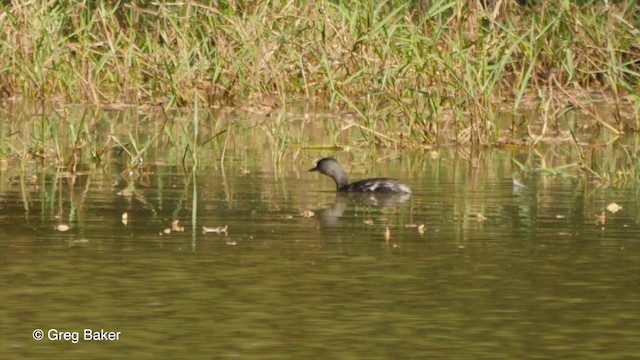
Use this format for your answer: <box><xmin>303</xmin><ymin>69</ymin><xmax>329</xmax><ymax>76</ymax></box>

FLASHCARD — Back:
<box><xmin>1</xmin><ymin>119</ymin><xmax>639</xmax><ymax>358</ymax></box>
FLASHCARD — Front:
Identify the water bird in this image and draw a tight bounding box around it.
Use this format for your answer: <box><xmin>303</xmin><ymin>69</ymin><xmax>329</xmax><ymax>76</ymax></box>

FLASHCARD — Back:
<box><xmin>309</xmin><ymin>158</ymin><xmax>411</xmax><ymax>194</ymax></box>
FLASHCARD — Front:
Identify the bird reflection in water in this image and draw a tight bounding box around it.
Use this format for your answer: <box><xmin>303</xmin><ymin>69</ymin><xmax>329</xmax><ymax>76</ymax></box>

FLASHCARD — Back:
<box><xmin>318</xmin><ymin>191</ymin><xmax>411</xmax><ymax>227</ymax></box>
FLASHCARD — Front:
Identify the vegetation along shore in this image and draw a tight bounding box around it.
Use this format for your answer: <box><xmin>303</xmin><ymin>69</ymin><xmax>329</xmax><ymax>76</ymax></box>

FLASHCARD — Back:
<box><xmin>0</xmin><ymin>1</ymin><xmax>638</xmax><ymax>146</ymax></box>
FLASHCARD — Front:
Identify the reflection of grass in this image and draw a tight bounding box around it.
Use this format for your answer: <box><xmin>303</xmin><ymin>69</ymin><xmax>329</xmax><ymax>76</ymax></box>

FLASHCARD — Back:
<box><xmin>2</xmin><ymin>109</ymin><xmax>639</xmax><ymax>240</ymax></box>
<box><xmin>0</xmin><ymin>1</ymin><xmax>637</xmax><ymax>142</ymax></box>
<box><xmin>2</xmin><ymin>101</ymin><xmax>639</xmax><ymax>185</ymax></box>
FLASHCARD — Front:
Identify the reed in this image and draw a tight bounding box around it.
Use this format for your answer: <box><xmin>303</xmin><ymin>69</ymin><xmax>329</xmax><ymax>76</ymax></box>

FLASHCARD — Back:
<box><xmin>0</xmin><ymin>0</ymin><xmax>638</xmax><ymax>145</ymax></box>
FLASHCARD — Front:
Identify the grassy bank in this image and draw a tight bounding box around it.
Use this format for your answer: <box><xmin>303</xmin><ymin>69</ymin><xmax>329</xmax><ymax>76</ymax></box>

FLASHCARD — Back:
<box><xmin>0</xmin><ymin>0</ymin><xmax>639</xmax><ymax>144</ymax></box>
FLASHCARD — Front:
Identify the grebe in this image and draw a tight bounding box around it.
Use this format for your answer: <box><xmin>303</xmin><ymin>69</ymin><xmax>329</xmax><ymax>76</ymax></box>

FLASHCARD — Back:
<box><xmin>309</xmin><ymin>158</ymin><xmax>411</xmax><ymax>194</ymax></box>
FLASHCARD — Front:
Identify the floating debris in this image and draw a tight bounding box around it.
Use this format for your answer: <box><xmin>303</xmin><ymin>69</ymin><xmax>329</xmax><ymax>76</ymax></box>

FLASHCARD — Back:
<box><xmin>302</xmin><ymin>209</ymin><xmax>315</xmax><ymax>218</ymax></box>
<box><xmin>68</xmin><ymin>239</ymin><xmax>89</xmax><ymax>245</ymax></box>
<box><xmin>363</xmin><ymin>219</ymin><xmax>373</xmax><ymax>225</ymax></box>
<box><xmin>56</xmin><ymin>224</ymin><xmax>70</xmax><ymax>232</ymax></box>
<box><xmin>417</xmin><ymin>224</ymin><xmax>426</xmax><ymax>235</ymax></box>
<box><xmin>226</xmin><ymin>240</ymin><xmax>237</xmax><ymax>246</ymax></box>
<box><xmin>117</xmin><ymin>188</ymin><xmax>134</xmax><ymax>197</ymax></box>
<box><xmin>476</xmin><ymin>213</ymin><xmax>487</xmax><ymax>222</ymax></box>
<box><xmin>512</xmin><ymin>178</ymin><xmax>526</xmax><ymax>189</ymax></box>
<box><xmin>606</xmin><ymin>203</ymin><xmax>622</xmax><ymax>214</ymax></box>
<box><xmin>384</xmin><ymin>227</ymin><xmax>391</xmax><ymax>242</ymax></box>
<box><xmin>163</xmin><ymin>228</ymin><xmax>171</xmax><ymax>235</ymax></box>
<box><xmin>122</xmin><ymin>212</ymin><xmax>128</xmax><ymax>226</ymax></box>
<box><xmin>202</xmin><ymin>225</ymin><xmax>228</xmax><ymax>235</ymax></box>
<box><xmin>595</xmin><ymin>212</ymin><xmax>606</xmax><ymax>226</ymax></box>
<box><xmin>171</xmin><ymin>220</ymin><xmax>185</xmax><ymax>232</ymax></box>
<box><xmin>556</xmin><ymin>214</ymin><xmax>565</xmax><ymax>219</ymax></box>
<box><xmin>240</xmin><ymin>168</ymin><xmax>251</xmax><ymax>176</ymax></box>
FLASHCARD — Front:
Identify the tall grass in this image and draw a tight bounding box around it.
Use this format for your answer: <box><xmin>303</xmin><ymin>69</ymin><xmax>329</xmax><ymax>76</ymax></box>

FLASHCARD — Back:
<box><xmin>0</xmin><ymin>0</ymin><xmax>638</xmax><ymax>144</ymax></box>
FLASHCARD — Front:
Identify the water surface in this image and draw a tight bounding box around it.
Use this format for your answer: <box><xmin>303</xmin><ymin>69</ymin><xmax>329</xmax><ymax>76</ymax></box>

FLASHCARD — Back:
<box><xmin>1</xmin><ymin>112</ymin><xmax>639</xmax><ymax>359</ymax></box>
